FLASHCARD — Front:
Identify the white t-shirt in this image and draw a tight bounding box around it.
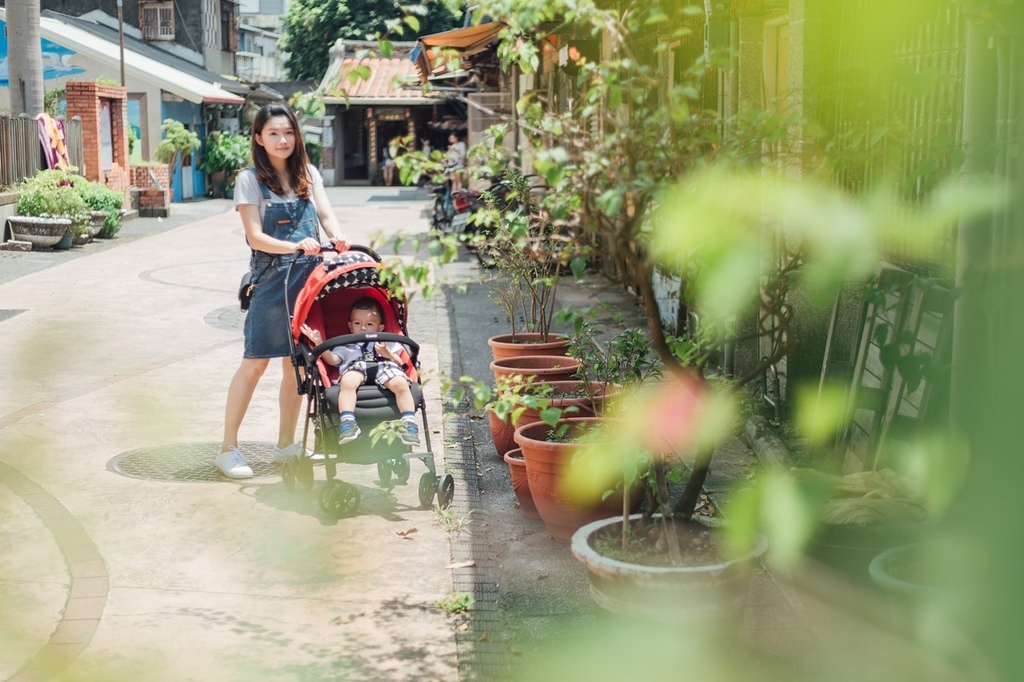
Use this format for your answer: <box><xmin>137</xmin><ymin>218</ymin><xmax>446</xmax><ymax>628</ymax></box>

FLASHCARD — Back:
<box><xmin>234</xmin><ymin>164</ymin><xmax>322</xmax><ymax>221</ymax></box>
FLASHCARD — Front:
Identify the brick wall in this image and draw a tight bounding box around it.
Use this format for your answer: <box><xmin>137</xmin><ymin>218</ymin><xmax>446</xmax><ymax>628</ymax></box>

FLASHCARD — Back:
<box><xmin>132</xmin><ymin>163</ymin><xmax>172</xmax><ymax>217</ymax></box>
<box><xmin>66</xmin><ymin>82</ymin><xmax>130</xmax><ymax>191</ymax></box>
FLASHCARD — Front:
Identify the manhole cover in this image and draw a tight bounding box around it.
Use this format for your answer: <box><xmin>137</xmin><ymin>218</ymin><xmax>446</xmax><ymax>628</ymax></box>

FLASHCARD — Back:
<box><xmin>205</xmin><ymin>306</ymin><xmax>244</xmax><ymax>332</ymax></box>
<box><xmin>108</xmin><ymin>442</ymin><xmax>279</xmax><ymax>482</ymax></box>
<box><xmin>0</xmin><ymin>309</ymin><xmax>26</xmax><ymax>323</ymax></box>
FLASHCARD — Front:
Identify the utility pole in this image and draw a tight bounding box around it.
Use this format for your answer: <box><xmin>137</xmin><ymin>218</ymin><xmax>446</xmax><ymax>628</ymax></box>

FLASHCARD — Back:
<box><xmin>117</xmin><ymin>0</ymin><xmax>126</xmax><ymax>87</ymax></box>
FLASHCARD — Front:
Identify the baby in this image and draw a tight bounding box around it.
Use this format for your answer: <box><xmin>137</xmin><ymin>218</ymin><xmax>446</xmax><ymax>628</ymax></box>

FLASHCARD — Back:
<box><xmin>301</xmin><ymin>296</ymin><xmax>419</xmax><ymax>446</ymax></box>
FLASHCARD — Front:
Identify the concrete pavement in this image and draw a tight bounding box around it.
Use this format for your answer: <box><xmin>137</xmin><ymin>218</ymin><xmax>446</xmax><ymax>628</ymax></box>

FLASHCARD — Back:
<box><xmin>0</xmin><ymin>187</ymin><xmax>461</xmax><ymax>681</ymax></box>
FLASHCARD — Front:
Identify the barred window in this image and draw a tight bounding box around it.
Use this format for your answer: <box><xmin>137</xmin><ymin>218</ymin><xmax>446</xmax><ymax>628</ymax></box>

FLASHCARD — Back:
<box><xmin>140</xmin><ymin>1</ymin><xmax>175</xmax><ymax>41</ymax></box>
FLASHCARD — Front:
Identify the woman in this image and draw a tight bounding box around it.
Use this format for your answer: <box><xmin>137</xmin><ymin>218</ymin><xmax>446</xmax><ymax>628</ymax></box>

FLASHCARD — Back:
<box><xmin>216</xmin><ymin>102</ymin><xmax>347</xmax><ymax>479</ymax></box>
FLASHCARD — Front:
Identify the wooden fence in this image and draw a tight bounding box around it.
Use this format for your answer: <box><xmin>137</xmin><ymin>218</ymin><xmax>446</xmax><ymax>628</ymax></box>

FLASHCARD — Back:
<box><xmin>0</xmin><ymin>113</ymin><xmax>85</xmax><ymax>188</ymax></box>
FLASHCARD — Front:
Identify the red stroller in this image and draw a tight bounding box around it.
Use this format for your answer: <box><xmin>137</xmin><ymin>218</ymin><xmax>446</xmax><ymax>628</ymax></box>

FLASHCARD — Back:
<box><xmin>283</xmin><ymin>244</ymin><xmax>454</xmax><ymax>518</ymax></box>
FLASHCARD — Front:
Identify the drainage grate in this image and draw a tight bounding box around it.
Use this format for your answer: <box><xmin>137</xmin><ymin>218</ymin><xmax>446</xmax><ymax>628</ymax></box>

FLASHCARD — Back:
<box><xmin>108</xmin><ymin>442</ymin><xmax>279</xmax><ymax>482</ymax></box>
<box><xmin>0</xmin><ymin>309</ymin><xmax>27</xmax><ymax>323</ymax></box>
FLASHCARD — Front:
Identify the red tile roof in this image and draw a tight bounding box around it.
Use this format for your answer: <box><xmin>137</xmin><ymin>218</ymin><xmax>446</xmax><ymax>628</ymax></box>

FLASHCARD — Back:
<box><xmin>325</xmin><ymin>54</ymin><xmax>436</xmax><ymax>104</ymax></box>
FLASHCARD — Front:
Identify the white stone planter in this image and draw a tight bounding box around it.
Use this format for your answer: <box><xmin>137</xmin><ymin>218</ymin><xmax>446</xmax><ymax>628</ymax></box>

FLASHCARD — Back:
<box><xmin>6</xmin><ymin>216</ymin><xmax>72</xmax><ymax>249</ymax></box>
<box><xmin>571</xmin><ymin>514</ymin><xmax>767</xmax><ymax>630</ymax></box>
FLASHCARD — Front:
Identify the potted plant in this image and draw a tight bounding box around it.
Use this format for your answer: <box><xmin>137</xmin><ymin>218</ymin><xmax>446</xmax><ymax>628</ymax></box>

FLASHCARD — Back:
<box><xmin>10</xmin><ymin>170</ymin><xmax>90</xmax><ymax>249</ymax></box>
<box><xmin>480</xmin><ymin>170</ymin><xmax>587</xmax><ymax>360</ymax></box>
<box><xmin>75</xmin><ymin>178</ymin><xmax>125</xmax><ymax>238</ymax></box>
<box><xmin>512</xmin><ymin>416</ymin><xmax>635</xmax><ymax>542</ymax></box>
<box><xmin>198</xmin><ymin>130</ymin><xmax>250</xmax><ymax>198</ymax></box>
<box><xmin>155</xmin><ymin>119</ymin><xmax>201</xmax><ymax>183</ymax></box>
<box><xmin>503</xmin><ymin>448</ymin><xmax>540</xmax><ymax>519</ymax></box>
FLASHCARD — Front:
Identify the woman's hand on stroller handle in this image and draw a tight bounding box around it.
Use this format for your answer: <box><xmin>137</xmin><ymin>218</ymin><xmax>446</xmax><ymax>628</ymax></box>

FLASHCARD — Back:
<box><xmin>293</xmin><ymin>237</ymin><xmax>350</xmax><ymax>256</ymax></box>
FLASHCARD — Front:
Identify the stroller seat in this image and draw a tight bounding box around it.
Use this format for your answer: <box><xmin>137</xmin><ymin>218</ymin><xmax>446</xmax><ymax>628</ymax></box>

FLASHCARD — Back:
<box><xmin>325</xmin><ymin>382</ymin><xmax>424</xmax><ymax>422</ymax></box>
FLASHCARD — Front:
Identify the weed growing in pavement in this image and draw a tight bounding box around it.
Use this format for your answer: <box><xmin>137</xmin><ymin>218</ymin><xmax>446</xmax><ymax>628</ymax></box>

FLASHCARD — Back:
<box><xmin>437</xmin><ymin>590</ymin><xmax>475</xmax><ymax>614</ymax></box>
<box><xmin>435</xmin><ymin>507</ymin><xmax>473</xmax><ymax>536</ymax></box>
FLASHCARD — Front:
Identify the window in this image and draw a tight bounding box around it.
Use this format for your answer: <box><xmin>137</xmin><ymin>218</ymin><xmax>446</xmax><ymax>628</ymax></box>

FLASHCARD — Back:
<box><xmin>140</xmin><ymin>1</ymin><xmax>175</xmax><ymax>41</ymax></box>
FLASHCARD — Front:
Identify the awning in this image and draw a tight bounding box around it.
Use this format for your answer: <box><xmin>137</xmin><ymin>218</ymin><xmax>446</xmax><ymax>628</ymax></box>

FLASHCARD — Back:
<box><xmin>3</xmin><ymin>9</ymin><xmax>245</xmax><ymax>105</ymax></box>
<box><xmin>413</xmin><ymin>22</ymin><xmax>503</xmax><ymax>84</ymax></box>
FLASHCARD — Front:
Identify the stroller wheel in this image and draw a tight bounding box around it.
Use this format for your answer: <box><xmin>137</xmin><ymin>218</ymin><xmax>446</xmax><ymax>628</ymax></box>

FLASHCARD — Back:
<box><xmin>436</xmin><ymin>473</ymin><xmax>455</xmax><ymax>510</ymax></box>
<box><xmin>281</xmin><ymin>459</ymin><xmax>296</xmax><ymax>491</ymax></box>
<box><xmin>325</xmin><ymin>483</ymin><xmax>360</xmax><ymax>519</ymax></box>
<box><xmin>418</xmin><ymin>472</ymin><xmax>437</xmax><ymax>508</ymax></box>
<box><xmin>318</xmin><ymin>479</ymin><xmax>340</xmax><ymax>514</ymax></box>
<box><xmin>393</xmin><ymin>457</ymin><xmax>410</xmax><ymax>484</ymax></box>
<box><xmin>297</xmin><ymin>456</ymin><xmax>315</xmax><ymax>491</ymax></box>
<box><xmin>377</xmin><ymin>460</ymin><xmax>393</xmax><ymax>486</ymax></box>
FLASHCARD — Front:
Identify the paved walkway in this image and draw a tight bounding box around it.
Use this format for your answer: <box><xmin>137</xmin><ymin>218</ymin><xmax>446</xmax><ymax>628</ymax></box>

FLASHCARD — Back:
<box><xmin>0</xmin><ymin>188</ymin><xmax>460</xmax><ymax>681</ymax></box>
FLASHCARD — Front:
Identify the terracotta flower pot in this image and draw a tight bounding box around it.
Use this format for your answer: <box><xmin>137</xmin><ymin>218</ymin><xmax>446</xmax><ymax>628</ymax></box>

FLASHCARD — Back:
<box><xmin>487</xmin><ymin>381</ymin><xmax>609</xmax><ymax>460</ymax></box>
<box><xmin>488</xmin><ymin>332</ymin><xmax>570</xmax><ymax>361</ymax></box>
<box><xmin>513</xmin><ymin>417</ymin><xmax>631</xmax><ymax>542</ymax></box>
<box><xmin>504</xmin><ymin>448</ymin><xmax>540</xmax><ymax>519</ymax></box>
<box><xmin>489</xmin><ymin>355</ymin><xmax>581</xmax><ymax>384</ymax></box>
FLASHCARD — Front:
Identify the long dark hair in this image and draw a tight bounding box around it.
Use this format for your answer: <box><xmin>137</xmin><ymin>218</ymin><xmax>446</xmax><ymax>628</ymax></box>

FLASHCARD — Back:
<box><xmin>250</xmin><ymin>102</ymin><xmax>312</xmax><ymax>199</ymax></box>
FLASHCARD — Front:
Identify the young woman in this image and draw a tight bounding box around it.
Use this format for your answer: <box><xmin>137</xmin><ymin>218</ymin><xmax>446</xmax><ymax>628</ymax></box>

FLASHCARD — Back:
<box><xmin>216</xmin><ymin>102</ymin><xmax>347</xmax><ymax>479</ymax></box>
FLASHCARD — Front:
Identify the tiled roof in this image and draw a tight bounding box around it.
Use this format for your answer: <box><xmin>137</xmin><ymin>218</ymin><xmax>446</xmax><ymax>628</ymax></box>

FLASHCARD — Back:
<box><xmin>323</xmin><ymin>46</ymin><xmax>437</xmax><ymax>105</ymax></box>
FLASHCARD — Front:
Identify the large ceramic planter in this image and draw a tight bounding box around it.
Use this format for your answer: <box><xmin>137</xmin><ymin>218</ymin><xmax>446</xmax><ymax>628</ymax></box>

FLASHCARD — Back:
<box><xmin>513</xmin><ymin>417</ymin><xmax>630</xmax><ymax>542</ymax></box>
<box><xmin>490</xmin><ymin>355</ymin><xmax>581</xmax><ymax>385</ymax></box>
<box><xmin>869</xmin><ymin>542</ymin><xmax>942</xmax><ymax>634</ymax></box>
<box><xmin>504</xmin><ymin>448</ymin><xmax>539</xmax><ymax>519</ymax></box>
<box><xmin>572</xmin><ymin>514</ymin><xmax>768</xmax><ymax>630</ymax></box>
<box><xmin>488</xmin><ymin>381</ymin><xmax>609</xmax><ymax>460</ymax></box>
<box><xmin>488</xmin><ymin>332</ymin><xmax>570</xmax><ymax>361</ymax></box>
<box><xmin>809</xmin><ymin>521</ymin><xmax>928</xmax><ymax>586</ymax></box>
<box><xmin>6</xmin><ymin>215</ymin><xmax>71</xmax><ymax>249</ymax></box>
<box><xmin>89</xmin><ymin>211</ymin><xmax>109</xmax><ymax>237</ymax></box>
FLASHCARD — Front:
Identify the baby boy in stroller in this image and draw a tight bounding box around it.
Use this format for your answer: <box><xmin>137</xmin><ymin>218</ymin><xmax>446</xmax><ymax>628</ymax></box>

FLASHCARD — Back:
<box><xmin>301</xmin><ymin>296</ymin><xmax>420</xmax><ymax>446</ymax></box>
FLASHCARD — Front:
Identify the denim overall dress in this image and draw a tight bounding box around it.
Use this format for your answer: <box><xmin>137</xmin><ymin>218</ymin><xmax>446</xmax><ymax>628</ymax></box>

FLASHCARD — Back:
<box><xmin>243</xmin><ymin>179</ymin><xmax>321</xmax><ymax>358</ymax></box>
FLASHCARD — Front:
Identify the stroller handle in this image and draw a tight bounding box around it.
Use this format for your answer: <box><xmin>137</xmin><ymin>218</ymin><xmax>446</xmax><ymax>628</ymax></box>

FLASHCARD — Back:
<box><xmin>298</xmin><ymin>242</ymin><xmax>383</xmax><ymax>262</ymax></box>
<box><xmin>307</xmin><ymin>332</ymin><xmax>420</xmax><ymax>366</ymax></box>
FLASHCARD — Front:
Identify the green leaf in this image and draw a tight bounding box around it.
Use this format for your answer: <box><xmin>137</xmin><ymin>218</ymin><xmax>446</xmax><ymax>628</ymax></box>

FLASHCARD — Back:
<box><xmin>404</xmin><ymin>14</ymin><xmax>420</xmax><ymax>33</ymax></box>
<box><xmin>879</xmin><ymin>343</ymin><xmax>901</xmax><ymax>370</ymax></box>
<box><xmin>540</xmin><ymin>407</ymin><xmax>562</xmax><ymax>426</ymax></box>
<box><xmin>570</xmin><ymin>257</ymin><xmax>587</xmax><ymax>280</ymax></box>
<box><xmin>872</xmin><ymin>323</ymin><xmax>890</xmax><ymax>347</ymax></box>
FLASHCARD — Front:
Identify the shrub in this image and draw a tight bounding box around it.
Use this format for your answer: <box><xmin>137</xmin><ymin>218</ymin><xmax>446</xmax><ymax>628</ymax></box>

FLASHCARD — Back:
<box><xmin>76</xmin><ymin>179</ymin><xmax>125</xmax><ymax>238</ymax></box>
<box><xmin>16</xmin><ymin>170</ymin><xmax>91</xmax><ymax>236</ymax></box>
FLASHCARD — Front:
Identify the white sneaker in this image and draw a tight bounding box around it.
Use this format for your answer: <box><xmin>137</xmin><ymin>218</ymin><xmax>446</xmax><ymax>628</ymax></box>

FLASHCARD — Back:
<box><xmin>215</xmin><ymin>446</ymin><xmax>253</xmax><ymax>479</ymax></box>
<box><xmin>273</xmin><ymin>442</ymin><xmax>325</xmax><ymax>463</ymax></box>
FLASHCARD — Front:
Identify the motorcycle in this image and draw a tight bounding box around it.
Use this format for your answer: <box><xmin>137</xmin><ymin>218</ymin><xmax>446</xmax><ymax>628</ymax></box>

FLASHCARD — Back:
<box><xmin>428</xmin><ymin>169</ymin><xmax>513</xmax><ymax>239</ymax></box>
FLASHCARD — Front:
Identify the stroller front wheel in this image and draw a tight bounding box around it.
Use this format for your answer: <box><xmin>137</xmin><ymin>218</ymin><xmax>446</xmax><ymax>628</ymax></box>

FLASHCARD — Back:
<box><xmin>324</xmin><ymin>482</ymin><xmax>360</xmax><ymax>519</ymax></box>
<box><xmin>281</xmin><ymin>459</ymin><xmax>296</xmax><ymax>491</ymax></box>
<box><xmin>418</xmin><ymin>472</ymin><xmax>437</xmax><ymax>508</ymax></box>
<box><xmin>436</xmin><ymin>473</ymin><xmax>455</xmax><ymax>509</ymax></box>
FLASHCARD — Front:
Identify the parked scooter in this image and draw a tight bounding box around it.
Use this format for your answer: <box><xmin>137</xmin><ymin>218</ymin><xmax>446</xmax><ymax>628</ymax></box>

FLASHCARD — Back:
<box><xmin>428</xmin><ymin>169</ymin><xmax>513</xmax><ymax>238</ymax></box>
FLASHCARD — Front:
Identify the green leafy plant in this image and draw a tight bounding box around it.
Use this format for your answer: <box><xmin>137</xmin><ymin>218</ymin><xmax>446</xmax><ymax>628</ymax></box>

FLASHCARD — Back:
<box><xmin>436</xmin><ymin>589</ymin><xmax>474</xmax><ymax>614</ymax></box>
<box><xmin>155</xmin><ymin>119</ymin><xmax>201</xmax><ymax>172</ymax></box>
<box><xmin>16</xmin><ymin>169</ymin><xmax>92</xmax><ymax>236</ymax></box>
<box><xmin>477</xmin><ymin>168</ymin><xmax>588</xmax><ymax>341</ymax></box>
<box><xmin>434</xmin><ymin>507</ymin><xmax>473</xmax><ymax>536</ymax></box>
<box><xmin>75</xmin><ymin>179</ymin><xmax>125</xmax><ymax>238</ymax></box>
<box><xmin>198</xmin><ymin>131</ymin><xmax>250</xmax><ymax>193</ymax></box>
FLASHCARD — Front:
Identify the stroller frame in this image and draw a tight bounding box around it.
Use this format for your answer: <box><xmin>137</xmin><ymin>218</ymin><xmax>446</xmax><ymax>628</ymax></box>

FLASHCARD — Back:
<box><xmin>282</xmin><ymin>244</ymin><xmax>454</xmax><ymax>518</ymax></box>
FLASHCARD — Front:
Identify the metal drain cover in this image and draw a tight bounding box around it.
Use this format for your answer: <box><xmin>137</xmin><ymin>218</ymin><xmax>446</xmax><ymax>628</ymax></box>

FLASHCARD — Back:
<box><xmin>108</xmin><ymin>442</ymin><xmax>279</xmax><ymax>482</ymax></box>
<box><xmin>204</xmin><ymin>306</ymin><xmax>244</xmax><ymax>332</ymax></box>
